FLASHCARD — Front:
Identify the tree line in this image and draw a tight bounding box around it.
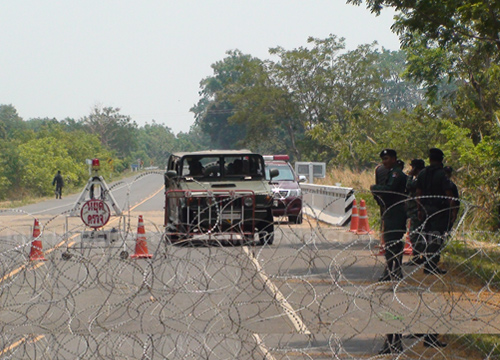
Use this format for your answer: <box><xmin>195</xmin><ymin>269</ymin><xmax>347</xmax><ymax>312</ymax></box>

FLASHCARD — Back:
<box><xmin>0</xmin><ymin>104</ymin><xmax>209</xmax><ymax>200</ymax></box>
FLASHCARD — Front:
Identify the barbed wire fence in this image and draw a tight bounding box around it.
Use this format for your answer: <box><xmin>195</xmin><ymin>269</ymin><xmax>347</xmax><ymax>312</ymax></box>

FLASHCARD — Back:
<box><xmin>0</xmin><ymin>172</ymin><xmax>499</xmax><ymax>359</ymax></box>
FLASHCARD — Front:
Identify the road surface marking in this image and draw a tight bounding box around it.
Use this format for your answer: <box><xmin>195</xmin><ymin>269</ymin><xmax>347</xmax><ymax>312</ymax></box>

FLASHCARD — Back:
<box><xmin>243</xmin><ymin>246</ymin><xmax>311</xmax><ymax>335</ymax></box>
<box><xmin>253</xmin><ymin>333</ymin><xmax>277</xmax><ymax>360</ymax></box>
<box><xmin>0</xmin><ymin>335</ymin><xmax>44</xmax><ymax>357</ymax></box>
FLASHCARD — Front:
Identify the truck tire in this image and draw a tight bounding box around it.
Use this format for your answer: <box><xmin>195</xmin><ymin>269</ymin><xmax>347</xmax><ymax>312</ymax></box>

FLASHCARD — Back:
<box><xmin>288</xmin><ymin>213</ymin><xmax>303</xmax><ymax>224</ymax></box>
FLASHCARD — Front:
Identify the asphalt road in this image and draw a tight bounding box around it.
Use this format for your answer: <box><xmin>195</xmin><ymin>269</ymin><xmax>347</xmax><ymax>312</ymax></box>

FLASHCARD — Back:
<box><xmin>0</xmin><ymin>172</ymin><xmax>495</xmax><ymax>359</ymax></box>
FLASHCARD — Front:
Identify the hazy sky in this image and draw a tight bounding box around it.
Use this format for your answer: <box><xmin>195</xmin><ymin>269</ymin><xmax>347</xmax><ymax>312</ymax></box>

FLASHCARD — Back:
<box><xmin>1</xmin><ymin>1</ymin><xmax>400</xmax><ymax>134</ymax></box>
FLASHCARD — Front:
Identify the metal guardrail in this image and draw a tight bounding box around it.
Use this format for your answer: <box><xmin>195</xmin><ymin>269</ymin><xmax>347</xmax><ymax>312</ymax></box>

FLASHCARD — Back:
<box><xmin>301</xmin><ymin>183</ymin><xmax>355</xmax><ymax>226</ymax></box>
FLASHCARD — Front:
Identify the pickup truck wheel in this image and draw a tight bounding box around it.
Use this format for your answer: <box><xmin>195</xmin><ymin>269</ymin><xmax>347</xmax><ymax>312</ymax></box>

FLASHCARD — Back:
<box><xmin>288</xmin><ymin>213</ymin><xmax>303</xmax><ymax>224</ymax></box>
<box><xmin>259</xmin><ymin>230</ymin><xmax>274</xmax><ymax>245</ymax></box>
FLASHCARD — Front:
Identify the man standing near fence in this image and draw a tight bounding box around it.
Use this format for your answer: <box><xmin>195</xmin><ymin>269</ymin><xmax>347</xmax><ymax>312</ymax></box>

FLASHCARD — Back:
<box><xmin>416</xmin><ymin>148</ymin><xmax>456</xmax><ymax>275</ymax></box>
<box><xmin>370</xmin><ymin>149</ymin><xmax>408</xmax><ymax>281</ymax></box>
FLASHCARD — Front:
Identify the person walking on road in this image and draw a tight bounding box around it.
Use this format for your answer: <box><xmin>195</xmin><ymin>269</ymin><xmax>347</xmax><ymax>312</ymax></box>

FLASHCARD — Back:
<box><xmin>371</xmin><ymin>149</ymin><xmax>408</xmax><ymax>281</ymax></box>
<box><xmin>405</xmin><ymin>159</ymin><xmax>426</xmax><ymax>265</ymax></box>
<box><xmin>415</xmin><ymin>148</ymin><xmax>456</xmax><ymax>275</ymax></box>
<box><xmin>52</xmin><ymin>170</ymin><xmax>64</xmax><ymax>199</ymax></box>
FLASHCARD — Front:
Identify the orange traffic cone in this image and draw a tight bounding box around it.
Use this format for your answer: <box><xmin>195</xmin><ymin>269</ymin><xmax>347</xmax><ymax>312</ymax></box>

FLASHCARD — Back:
<box><xmin>403</xmin><ymin>219</ymin><xmax>413</xmax><ymax>255</ymax></box>
<box><xmin>349</xmin><ymin>199</ymin><xmax>358</xmax><ymax>233</ymax></box>
<box><xmin>356</xmin><ymin>199</ymin><xmax>372</xmax><ymax>235</ymax></box>
<box><xmin>29</xmin><ymin>219</ymin><xmax>46</xmax><ymax>261</ymax></box>
<box><xmin>131</xmin><ymin>215</ymin><xmax>153</xmax><ymax>259</ymax></box>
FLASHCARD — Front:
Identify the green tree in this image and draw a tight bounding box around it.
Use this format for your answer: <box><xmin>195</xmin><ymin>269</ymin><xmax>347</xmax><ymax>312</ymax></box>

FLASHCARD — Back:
<box><xmin>269</xmin><ymin>35</ymin><xmax>346</xmax><ymax>131</ymax></box>
<box><xmin>349</xmin><ymin>0</ymin><xmax>500</xmax><ymax>141</ymax></box>
<box><xmin>0</xmin><ymin>104</ymin><xmax>25</xmax><ymax>139</ymax></box>
<box><xmin>175</xmin><ymin>124</ymin><xmax>211</xmax><ymax>152</ymax></box>
<box><xmin>402</xmin><ymin>34</ymin><xmax>498</xmax><ymax>141</ymax></box>
<box><xmin>377</xmin><ymin>48</ymin><xmax>425</xmax><ymax>111</ymax></box>
<box><xmin>348</xmin><ymin>0</ymin><xmax>500</xmax><ymax>54</ymax></box>
<box><xmin>224</xmin><ymin>56</ymin><xmax>305</xmax><ymax>160</ymax></box>
<box><xmin>82</xmin><ymin>106</ymin><xmax>138</xmax><ymax>157</ymax></box>
<box><xmin>439</xmin><ymin>120</ymin><xmax>500</xmax><ymax>226</ymax></box>
<box><xmin>18</xmin><ymin>137</ymin><xmax>82</xmax><ymax>196</ymax></box>
<box><xmin>268</xmin><ymin>38</ymin><xmax>423</xmax><ymax>162</ymax></box>
<box><xmin>191</xmin><ymin>50</ymin><xmax>252</xmax><ymax>149</ymax></box>
<box><xmin>135</xmin><ymin>121</ymin><xmax>177</xmax><ymax>168</ymax></box>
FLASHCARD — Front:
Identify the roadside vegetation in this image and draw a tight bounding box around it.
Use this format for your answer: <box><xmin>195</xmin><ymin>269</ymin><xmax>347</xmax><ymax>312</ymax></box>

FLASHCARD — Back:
<box><xmin>451</xmin><ymin>335</ymin><xmax>500</xmax><ymax>358</ymax></box>
<box><xmin>0</xmin><ymin>105</ymin><xmax>210</xmax><ymax>202</ymax></box>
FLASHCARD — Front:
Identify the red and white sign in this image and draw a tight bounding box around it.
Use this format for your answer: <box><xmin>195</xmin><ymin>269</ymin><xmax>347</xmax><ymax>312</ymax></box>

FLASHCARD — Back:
<box><xmin>81</xmin><ymin>199</ymin><xmax>111</xmax><ymax>228</ymax></box>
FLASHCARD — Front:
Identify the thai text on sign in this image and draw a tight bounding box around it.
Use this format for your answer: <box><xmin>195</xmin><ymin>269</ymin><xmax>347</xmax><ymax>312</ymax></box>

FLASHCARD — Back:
<box><xmin>81</xmin><ymin>199</ymin><xmax>111</xmax><ymax>228</ymax></box>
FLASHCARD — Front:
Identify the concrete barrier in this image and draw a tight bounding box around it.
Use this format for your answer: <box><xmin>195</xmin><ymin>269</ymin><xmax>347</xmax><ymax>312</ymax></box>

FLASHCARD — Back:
<box><xmin>301</xmin><ymin>183</ymin><xmax>355</xmax><ymax>226</ymax></box>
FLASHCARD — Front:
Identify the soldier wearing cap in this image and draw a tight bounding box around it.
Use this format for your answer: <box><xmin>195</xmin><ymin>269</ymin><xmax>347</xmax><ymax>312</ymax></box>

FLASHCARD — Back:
<box><xmin>415</xmin><ymin>148</ymin><xmax>457</xmax><ymax>275</ymax></box>
<box><xmin>371</xmin><ymin>149</ymin><xmax>408</xmax><ymax>281</ymax></box>
<box><xmin>405</xmin><ymin>159</ymin><xmax>426</xmax><ymax>265</ymax></box>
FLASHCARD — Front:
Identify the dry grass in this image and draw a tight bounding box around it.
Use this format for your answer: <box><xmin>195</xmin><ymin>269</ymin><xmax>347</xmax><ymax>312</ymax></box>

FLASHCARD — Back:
<box><xmin>317</xmin><ymin>167</ymin><xmax>374</xmax><ymax>191</ymax></box>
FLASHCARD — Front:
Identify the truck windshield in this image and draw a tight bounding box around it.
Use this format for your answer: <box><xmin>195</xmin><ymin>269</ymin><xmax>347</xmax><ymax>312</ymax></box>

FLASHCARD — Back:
<box><xmin>181</xmin><ymin>155</ymin><xmax>265</xmax><ymax>179</ymax></box>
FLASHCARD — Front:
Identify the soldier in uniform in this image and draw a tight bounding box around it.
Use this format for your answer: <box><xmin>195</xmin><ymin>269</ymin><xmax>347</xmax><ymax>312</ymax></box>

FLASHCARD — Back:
<box><xmin>371</xmin><ymin>149</ymin><xmax>408</xmax><ymax>281</ymax></box>
<box><xmin>416</xmin><ymin>148</ymin><xmax>456</xmax><ymax>275</ymax></box>
<box><xmin>405</xmin><ymin>159</ymin><xmax>425</xmax><ymax>265</ymax></box>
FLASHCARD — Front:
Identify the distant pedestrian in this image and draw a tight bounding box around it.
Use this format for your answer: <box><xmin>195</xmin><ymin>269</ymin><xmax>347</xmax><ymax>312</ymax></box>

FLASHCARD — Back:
<box><xmin>405</xmin><ymin>159</ymin><xmax>426</xmax><ymax>265</ymax></box>
<box><xmin>415</xmin><ymin>148</ymin><xmax>456</xmax><ymax>275</ymax></box>
<box><xmin>371</xmin><ymin>149</ymin><xmax>408</xmax><ymax>281</ymax></box>
<box><xmin>52</xmin><ymin>170</ymin><xmax>64</xmax><ymax>199</ymax></box>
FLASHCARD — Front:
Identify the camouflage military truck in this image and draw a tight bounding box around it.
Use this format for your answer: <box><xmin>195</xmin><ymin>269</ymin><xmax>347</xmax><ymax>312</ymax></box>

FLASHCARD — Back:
<box><xmin>164</xmin><ymin>150</ymin><xmax>279</xmax><ymax>245</ymax></box>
